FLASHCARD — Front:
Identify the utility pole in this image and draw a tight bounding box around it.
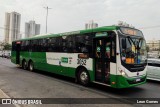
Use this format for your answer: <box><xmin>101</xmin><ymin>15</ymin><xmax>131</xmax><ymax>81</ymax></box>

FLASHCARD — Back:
<box><xmin>44</xmin><ymin>6</ymin><xmax>52</xmax><ymax>34</ymax></box>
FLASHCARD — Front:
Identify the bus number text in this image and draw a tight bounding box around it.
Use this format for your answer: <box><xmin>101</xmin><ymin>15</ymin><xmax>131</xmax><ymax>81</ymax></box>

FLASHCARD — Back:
<box><xmin>77</xmin><ymin>59</ymin><xmax>86</xmax><ymax>66</ymax></box>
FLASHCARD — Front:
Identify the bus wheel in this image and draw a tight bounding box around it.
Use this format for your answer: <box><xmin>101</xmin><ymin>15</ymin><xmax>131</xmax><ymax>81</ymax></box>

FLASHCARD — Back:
<box><xmin>29</xmin><ymin>61</ymin><xmax>34</xmax><ymax>71</ymax></box>
<box><xmin>78</xmin><ymin>68</ymin><xmax>90</xmax><ymax>86</ymax></box>
<box><xmin>22</xmin><ymin>60</ymin><xmax>27</xmax><ymax>70</ymax></box>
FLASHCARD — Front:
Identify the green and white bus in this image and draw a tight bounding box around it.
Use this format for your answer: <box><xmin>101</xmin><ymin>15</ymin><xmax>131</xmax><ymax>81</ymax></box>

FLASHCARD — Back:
<box><xmin>11</xmin><ymin>26</ymin><xmax>147</xmax><ymax>88</ymax></box>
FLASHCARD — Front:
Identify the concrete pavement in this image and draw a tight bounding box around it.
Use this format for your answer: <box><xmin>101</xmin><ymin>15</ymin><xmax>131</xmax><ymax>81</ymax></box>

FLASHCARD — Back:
<box><xmin>0</xmin><ymin>57</ymin><xmax>155</xmax><ymax>107</ymax></box>
<box><xmin>0</xmin><ymin>89</ymin><xmax>18</xmax><ymax>107</ymax></box>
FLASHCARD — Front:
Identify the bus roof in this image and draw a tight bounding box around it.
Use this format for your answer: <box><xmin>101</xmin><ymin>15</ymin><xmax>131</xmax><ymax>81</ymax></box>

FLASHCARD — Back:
<box><xmin>14</xmin><ymin>25</ymin><xmax>120</xmax><ymax>42</ymax></box>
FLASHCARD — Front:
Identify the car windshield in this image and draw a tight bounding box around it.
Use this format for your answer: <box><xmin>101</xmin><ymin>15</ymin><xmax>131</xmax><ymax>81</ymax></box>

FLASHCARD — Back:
<box><xmin>120</xmin><ymin>36</ymin><xmax>147</xmax><ymax>64</ymax></box>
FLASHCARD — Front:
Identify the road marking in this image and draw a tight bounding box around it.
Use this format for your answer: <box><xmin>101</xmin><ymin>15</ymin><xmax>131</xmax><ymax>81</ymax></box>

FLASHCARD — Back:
<box><xmin>0</xmin><ymin>89</ymin><xmax>21</xmax><ymax>107</ymax></box>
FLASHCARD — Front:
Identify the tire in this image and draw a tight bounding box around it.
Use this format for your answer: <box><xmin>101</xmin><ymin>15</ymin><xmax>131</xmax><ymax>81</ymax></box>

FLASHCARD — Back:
<box><xmin>77</xmin><ymin>68</ymin><xmax>90</xmax><ymax>86</ymax></box>
<box><xmin>22</xmin><ymin>60</ymin><xmax>27</xmax><ymax>70</ymax></box>
<box><xmin>29</xmin><ymin>61</ymin><xmax>34</xmax><ymax>71</ymax></box>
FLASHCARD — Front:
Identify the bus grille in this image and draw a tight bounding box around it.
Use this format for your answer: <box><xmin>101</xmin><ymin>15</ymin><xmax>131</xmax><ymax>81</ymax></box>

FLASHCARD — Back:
<box><xmin>127</xmin><ymin>77</ymin><xmax>146</xmax><ymax>84</ymax></box>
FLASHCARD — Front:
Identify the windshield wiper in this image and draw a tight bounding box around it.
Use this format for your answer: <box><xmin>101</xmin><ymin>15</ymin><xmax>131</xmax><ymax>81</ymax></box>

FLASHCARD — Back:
<box><xmin>127</xmin><ymin>36</ymin><xmax>142</xmax><ymax>50</ymax></box>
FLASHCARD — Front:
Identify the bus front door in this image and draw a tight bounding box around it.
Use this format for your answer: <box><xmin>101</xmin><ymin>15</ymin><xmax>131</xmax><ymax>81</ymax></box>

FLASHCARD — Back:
<box><xmin>16</xmin><ymin>43</ymin><xmax>20</xmax><ymax>64</ymax></box>
<box><xmin>94</xmin><ymin>38</ymin><xmax>111</xmax><ymax>84</ymax></box>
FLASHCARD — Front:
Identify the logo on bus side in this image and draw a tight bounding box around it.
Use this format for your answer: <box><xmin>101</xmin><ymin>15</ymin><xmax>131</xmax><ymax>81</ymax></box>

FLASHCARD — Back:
<box><xmin>61</xmin><ymin>57</ymin><xmax>68</xmax><ymax>63</ymax></box>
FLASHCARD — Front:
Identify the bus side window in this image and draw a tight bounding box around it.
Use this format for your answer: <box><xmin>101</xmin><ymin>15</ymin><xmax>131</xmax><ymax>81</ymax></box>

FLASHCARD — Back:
<box><xmin>37</xmin><ymin>39</ymin><xmax>41</xmax><ymax>52</ymax></box>
<box><xmin>42</xmin><ymin>38</ymin><xmax>48</xmax><ymax>52</ymax></box>
<box><xmin>21</xmin><ymin>41</ymin><xmax>24</xmax><ymax>51</ymax></box>
<box><xmin>12</xmin><ymin>42</ymin><xmax>16</xmax><ymax>51</ymax></box>
<box><xmin>75</xmin><ymin>35</ymin><xmax>84</xmax><ymax>53</ymax></box>
<box><xmin>32</xmin><ymin>40</ymin><xmax>38</xmax><ymax>52</ymax></box>
<box><xmin>25</xmin><ymin>40</ymin><xmax>29</xmax><ymax>51</ymax></box>
<box><xmin>39</xmin><ymin>39</ymin><xmax>46</xmax><ymax>52</ymax></box>
<box><xmin>38</xmin><ymin>39</ymin><xmax>42</xmax><ymax>52</ymax></box>
<box><xmin>62</xmin><ymin>40</ymin><xmax>67</xmax><ymax>52</ymax></box>
<box><xmin>71</xmin><ymin>36</ymin><xmax>77</xmax><ymax>52</ymax></box>
<box><xmin>74</xmin><ymin>34</ymin><xmax>94</xmax><ymax>56</ymax></box>
<box><xmin>48</xmin><ymin>38</ymin><xmax>55</xmax><ymax>52</ymax></box>
<box><xmin>66</xmin><ymin>36</ymin><xmax>74</xmax><ymax>53</ymax></box>
<box><xmin>21</xmin><ymin>41</ymin><xmax>29</xmax><ymax>51</ymax></box>
<box><xmin>84</xmin><ymin>35</ymin><xmax>93</xmax><ymax>55</ymax></box>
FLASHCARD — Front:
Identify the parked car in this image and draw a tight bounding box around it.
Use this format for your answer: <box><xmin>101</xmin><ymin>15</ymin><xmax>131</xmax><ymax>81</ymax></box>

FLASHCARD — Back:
<box><xmin>4</xmin><ymin>52</ymin><xmax>11</xmax><ymax>58</ymax></box>
<box><xmin>1</xmin><ymin>50</ymin><xmax>11</xmax><ymax>59</ymax></box>
<box><xmin>147</xmin><ymin>53</ymin><xmax>159</xmax><ymax>58</ymax></box>
<box><xmin>147</xmin><ymin>58</ymin><xmax>160</xmax><ymax>81</ymax></box>
<box><xmin>0</xmin><ymin>52</ymin><xmax>3</xmax><ymax>57</ymax></box>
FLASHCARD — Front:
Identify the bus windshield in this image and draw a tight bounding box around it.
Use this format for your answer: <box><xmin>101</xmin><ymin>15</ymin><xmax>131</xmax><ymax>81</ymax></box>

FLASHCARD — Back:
<box><xmin>120</xmin><ymin>36</ymin><xmax>147</xmax><ymax>64</ymax></box>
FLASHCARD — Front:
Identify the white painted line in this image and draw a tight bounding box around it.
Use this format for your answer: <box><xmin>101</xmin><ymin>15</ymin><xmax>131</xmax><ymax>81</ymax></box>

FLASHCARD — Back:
<box><xmin>0</xmin><ymin>89</ymin><xmax>10</xmax><ymax>98</ymax></box>
<box><xmin>0</xmin><ymin>89</ymin><xmax>21</xmax><ymax>107</ymax></box>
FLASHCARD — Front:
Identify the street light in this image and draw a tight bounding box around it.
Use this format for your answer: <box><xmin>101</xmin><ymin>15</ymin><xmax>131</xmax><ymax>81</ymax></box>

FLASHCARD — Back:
<box><xmin>44</xmin><ymin>6</ymin><xmax>52</xmax><ymax>34</ymax></box>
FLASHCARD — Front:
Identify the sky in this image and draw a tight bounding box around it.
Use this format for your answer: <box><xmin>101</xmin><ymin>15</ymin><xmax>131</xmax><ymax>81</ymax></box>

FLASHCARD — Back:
<box><xmin>0</xmin><ymin>0</ymin><xmax>160</xmax><ymax>41</ymax></box>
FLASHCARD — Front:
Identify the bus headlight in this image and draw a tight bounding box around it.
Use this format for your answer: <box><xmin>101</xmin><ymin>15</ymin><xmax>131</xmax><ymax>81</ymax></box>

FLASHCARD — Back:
<box><xmin>121</xmin><ymin>71</ymin><xmax>129</xmax><ymax>77</ymax></box>
<box><xmin>120</xmin><ymin>70</ymin><xmax>126</xmax><ymax>76</ymax></box>
<box><xmin>118</xmin><ymin>67</ymin><xmax>128</xmax><ymax>77</ymax></box>
<box><xmin>121</xmin><ymin>71</ymin><xmax>126</xmax><ymax>76</ymax></box>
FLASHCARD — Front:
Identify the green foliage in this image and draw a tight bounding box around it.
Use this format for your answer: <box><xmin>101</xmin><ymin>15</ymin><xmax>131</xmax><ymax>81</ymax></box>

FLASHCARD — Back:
<box><xmin>3</xmin><ymin>43</ymin><xmax>12</xmax><ymax>50</ymax></box>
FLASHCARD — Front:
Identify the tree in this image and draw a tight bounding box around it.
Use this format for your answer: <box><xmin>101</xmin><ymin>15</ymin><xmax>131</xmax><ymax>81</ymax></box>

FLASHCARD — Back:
<box><xmin>3</xmin><ymin>43</ymin><xmax>12</xmax><ymax>50</ymax></box>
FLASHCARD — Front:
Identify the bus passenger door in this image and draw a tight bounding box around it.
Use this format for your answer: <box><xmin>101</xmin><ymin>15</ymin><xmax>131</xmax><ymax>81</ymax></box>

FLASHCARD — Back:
<box><xmin>16</xmin><ymin>43</ymin><xmax>21</xmax><ymax>64</ymax></box>
<box><xmin>94</xmin><ymin>38</ymin><xmax>111</xmax><ymax>84</ymax></box>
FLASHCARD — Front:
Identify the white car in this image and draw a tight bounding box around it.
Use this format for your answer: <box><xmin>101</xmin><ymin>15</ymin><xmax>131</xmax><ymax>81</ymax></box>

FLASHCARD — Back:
<box><xmin>147</xmin><ymin>58</ymin><xmax>160</xmax><ymax>81</ymax></box>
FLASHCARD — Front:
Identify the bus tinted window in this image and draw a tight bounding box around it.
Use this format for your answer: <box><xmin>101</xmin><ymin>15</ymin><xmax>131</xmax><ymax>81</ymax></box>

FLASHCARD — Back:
<box><xmin>61</xmin><ymin>38</ymin><xmax>67</xmax><ymax>52</ymax></box>
<box><xmin>39</xmin><ymin>39</ymin><xmax>48</xmax><ymax>52</ymax></box>
<box><xmin>21</xmin><ymin>41</ymin><xmax>26</xmax><ymax>51</ymax></box>
<box><xmin>12</xmin><ymin>42</ymin><xmax>16</xmax><ymax>51</ymax></box>
<box><xmin>31</xmin><ymin>40</ymin><xmax>38</xmax><ymax>52</ymax></box>
<box><xmin>66</xmin><ymin>36</ymin><xmax>74</xmax><ymax>53</ymax></box>
<box><xmin>74</xmin><ymin>34</ymin><xmax>93</xmax><ymax>54</ymax></box>
<box><xmin>48</xmin><ymin>37</ymin><xmax>59</xmax><ymax>52</ymax></box>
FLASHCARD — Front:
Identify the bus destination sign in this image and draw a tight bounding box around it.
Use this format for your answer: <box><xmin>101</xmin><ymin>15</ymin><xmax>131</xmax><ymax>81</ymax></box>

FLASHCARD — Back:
<box><xmin>124</xmin><ymin>29</ymin><xmax>137</xmax><ymax>35</ymax></box>
<box><xmin>120</xmin><ymin>27</ymin><xmax>143</xmax><ymax>37</ymax></box>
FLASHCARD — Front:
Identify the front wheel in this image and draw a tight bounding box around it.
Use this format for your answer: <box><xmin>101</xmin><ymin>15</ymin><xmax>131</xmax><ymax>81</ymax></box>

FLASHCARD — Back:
<box><xmin>29</xmin><ymin>61</ymin><xmax>34</xmax><ymax>71</ymax></box>
<box><xmin>77</xmin><ymin>68</ymin><xmax>90</xmax><ymax>86</ymax></box>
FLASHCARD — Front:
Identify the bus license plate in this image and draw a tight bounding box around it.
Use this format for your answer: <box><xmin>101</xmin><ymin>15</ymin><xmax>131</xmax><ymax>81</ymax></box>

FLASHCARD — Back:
<box><xmin>136</xmin><ymin>78</ymin><xmax>141</xmax><ymax>82</ymax></box>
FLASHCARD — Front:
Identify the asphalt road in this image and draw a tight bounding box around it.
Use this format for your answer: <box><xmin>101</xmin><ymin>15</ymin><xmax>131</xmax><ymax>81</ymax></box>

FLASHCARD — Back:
<box><xmin>0</xmin><ymin>57</ymin><xmax>160</xmax><ymax>107</ymax></box>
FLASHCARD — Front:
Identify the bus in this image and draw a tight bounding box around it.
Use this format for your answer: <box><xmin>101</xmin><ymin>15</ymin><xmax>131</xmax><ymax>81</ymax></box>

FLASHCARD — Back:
<box><xmin>11</xmin><ymin>25</ymin><xmax>147</xmax><ymax>88</ymax></box>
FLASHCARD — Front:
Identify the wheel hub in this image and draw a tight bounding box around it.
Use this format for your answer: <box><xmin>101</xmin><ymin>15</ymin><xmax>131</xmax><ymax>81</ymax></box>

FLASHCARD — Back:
<box><xmin>30</xmin><ymin>63</ymin><xmax>33</xmax><ymax>71</ymax></box>
<box><xmin>80</xmin><ymin>72</ymin><xmax>88</xmax><ymax>81</ymax></box>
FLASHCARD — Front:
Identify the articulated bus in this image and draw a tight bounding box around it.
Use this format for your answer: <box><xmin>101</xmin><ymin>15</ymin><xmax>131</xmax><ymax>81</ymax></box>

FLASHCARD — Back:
<box><xmin>11</xmin><ymin>26</ymin><xmax>147</xmax><ymax>88</ymax></box>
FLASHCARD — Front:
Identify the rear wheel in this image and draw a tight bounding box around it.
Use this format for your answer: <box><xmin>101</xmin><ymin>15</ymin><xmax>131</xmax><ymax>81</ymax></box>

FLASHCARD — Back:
<box><xmin>29</xmin><ymin>61</ymin><xmax>34</xmax><ymax>71</ymax></box>
<box><xmin>77</xmin><ymin>68</ymin><xmax>90</xmax><ymax>86</ymax></box>
<box><xmin>22</xmin><ymin>60</ymin><xmax>27</xmax><ymax>70</ymax></box>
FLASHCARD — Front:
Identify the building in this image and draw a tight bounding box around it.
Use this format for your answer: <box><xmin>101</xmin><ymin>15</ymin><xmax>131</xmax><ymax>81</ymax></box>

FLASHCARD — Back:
<box><xmin>85</xmin><ymin>20</ymin><xmax>98</xmax><ymax>29</ymax></box>
<box><xmin>25</xmin><ymin>20</ymin><xmax>40</xmax><ymax>38</ymax></box>
<box><xmin>147</xmin><ymin>39</ymin><xmax>160</xmax><ymax>51</ymax></box>
<box><xmin>4</xmin><ymin>12</ymin><xmax>21</xmax><ymax>44</ymax></box>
